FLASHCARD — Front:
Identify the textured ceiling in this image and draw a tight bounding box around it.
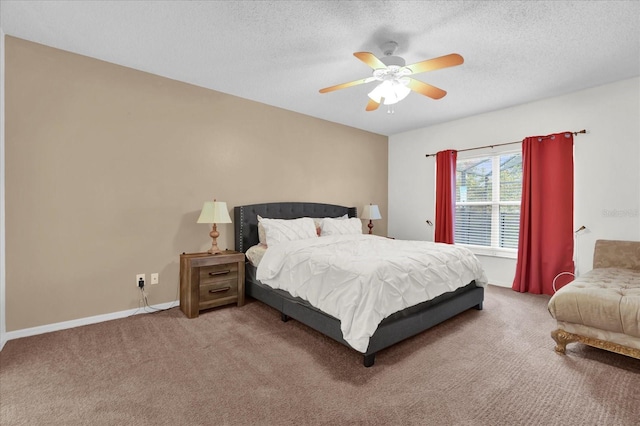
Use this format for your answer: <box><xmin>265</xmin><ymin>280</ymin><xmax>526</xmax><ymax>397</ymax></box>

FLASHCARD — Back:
<box><xmin>1</xmin><ymin>1</ymin><xmax>639</xmax><ymax>136</ymax></box>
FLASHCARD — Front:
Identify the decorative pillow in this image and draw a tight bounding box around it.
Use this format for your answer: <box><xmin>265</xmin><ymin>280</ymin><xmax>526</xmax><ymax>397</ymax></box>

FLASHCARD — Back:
<box><xmin>311</xmin><ymin>214</ymin><xmax>348</xmax><ymax>236</ymax></box>
<box><xmin>320</xmin><ymin>217</ymin><xmax>363</xmax><ymax>236</ymax></box>
<box><xmin>258</xmin><ymin>216</ymin><xmax>318</xmax><ymax>246</ymax></box>
<box><xmin>245</xmin><ymin>243</ymin><xmax>268</xmax><ymax>267</ymax></box>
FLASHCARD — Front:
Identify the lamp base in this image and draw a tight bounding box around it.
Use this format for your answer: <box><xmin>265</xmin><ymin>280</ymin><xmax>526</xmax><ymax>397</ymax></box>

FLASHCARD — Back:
<box><xmin>207</xmin><ymin>224</ymin><xmax>223</xmax><ymax>254</ymax></box>
<box><xmin>368</xmin><ymin>220</ymin><xmax>374</xmax><ymax>235</ymax></box>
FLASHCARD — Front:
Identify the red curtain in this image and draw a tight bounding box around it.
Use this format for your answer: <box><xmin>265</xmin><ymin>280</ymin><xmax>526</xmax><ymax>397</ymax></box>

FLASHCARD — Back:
<box><xmin>435</xmin><ymin>150</ymin><xmax>457</xmax><ymax>244</ymax></box>
<box><xmin>512</xmin><ymin>132</ymin><xmax>574</xmax><ymax>295</ymax></box>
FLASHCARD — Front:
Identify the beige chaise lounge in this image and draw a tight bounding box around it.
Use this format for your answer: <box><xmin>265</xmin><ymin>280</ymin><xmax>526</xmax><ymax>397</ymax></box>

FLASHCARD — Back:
<box><xmin>547</xmin><ymin>239</ymin><xmax>640</xmax><ymax>359</ymax></box>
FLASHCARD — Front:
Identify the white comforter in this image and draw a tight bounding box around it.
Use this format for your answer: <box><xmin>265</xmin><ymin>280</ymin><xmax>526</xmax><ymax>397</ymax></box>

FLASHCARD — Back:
<box><xmin>256</xmin><ymin>234</ymin><xmax>488</xmax><ymax>353</ymax></box>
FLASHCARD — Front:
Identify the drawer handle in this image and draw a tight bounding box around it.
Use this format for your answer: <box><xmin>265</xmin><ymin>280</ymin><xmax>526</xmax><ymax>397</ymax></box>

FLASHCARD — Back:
<box><xmin>209</xmin><ymin>286</ymin><xmax>231</xmax><ymax>294</ymax></box>
<box><xmin>208</xmin><ymin>270</ymin><xmax>230</xmax><ymax>276</ymax></box>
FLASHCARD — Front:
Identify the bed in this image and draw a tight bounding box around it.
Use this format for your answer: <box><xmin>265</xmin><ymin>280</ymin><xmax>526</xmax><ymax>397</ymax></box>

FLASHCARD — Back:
<box><xmin>234</xmin><ymin>202</ymin><xmax>486</xmax><ymax>367</ymax></box>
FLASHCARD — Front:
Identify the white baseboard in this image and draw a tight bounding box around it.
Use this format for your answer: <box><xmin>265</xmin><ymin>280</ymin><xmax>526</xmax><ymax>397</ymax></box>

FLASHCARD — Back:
<box><xmin>3</xmin><ymin>300</ymin><xmax>179</xmax><ymax>343</ymax></box>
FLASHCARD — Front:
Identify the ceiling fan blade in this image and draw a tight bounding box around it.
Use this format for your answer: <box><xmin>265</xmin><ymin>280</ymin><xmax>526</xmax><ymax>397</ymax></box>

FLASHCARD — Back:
<box><xmin>405</xmin><ymin>53</ymin><xmax>464</xmax><ymax>74</ymax></box>
<box><xmin>354</xmin><ymin>52</ymin><xmax>387</xmax><ymax>70</ymax></box>
<box><xmin>319</xmin><ymin>77</ymin><xmax>375</xmax><ymax>93</ymax></box>
<box><xmin>365</xmin><ymin>98</ymin><xmax>380</xmax><ymax>111</ymax></box>
<box><xmin>407</xmin><ymin>78</ymin><xmax>447</xmax><ymax>100</ymax></box>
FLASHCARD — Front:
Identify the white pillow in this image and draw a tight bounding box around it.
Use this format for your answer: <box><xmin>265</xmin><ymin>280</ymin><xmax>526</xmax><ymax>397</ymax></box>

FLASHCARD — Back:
<box><xmin>320</xmin><ymin>217</ymin><xmax>363</xmax><ymax>236</ymax></box>
<box><xmin>310</xmin><ymin>214</ymin><xmax>348</xmax><ymax>235</ymax></box>
<box><xmin>258</xmin><ymin>216</ymin><xmax>318</xmax><ymax>246</ymax></box>
<box><xmin>257</xmin><ymin>217</ymin><xmax>268</xmax><ymax>245</ymax></box>
<box><xmin>258</xmin><ymin>214</ymin><xmax>349</xmax><ymax>243</ymax></box>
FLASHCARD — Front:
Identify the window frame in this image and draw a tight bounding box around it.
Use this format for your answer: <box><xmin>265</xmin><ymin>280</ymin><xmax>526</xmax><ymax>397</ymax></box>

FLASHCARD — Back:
<box><xmin>454</xmin><ymin>149</ymin><xmax>522</xmax><ymax>259</ymax></box>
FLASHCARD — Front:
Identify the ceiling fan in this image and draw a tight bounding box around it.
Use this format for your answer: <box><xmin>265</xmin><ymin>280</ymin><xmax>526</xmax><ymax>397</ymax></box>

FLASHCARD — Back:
<box><xmin>319</xmin><ymin>41</ymin><xmax>463</xmax><ymax>112</ymax></box>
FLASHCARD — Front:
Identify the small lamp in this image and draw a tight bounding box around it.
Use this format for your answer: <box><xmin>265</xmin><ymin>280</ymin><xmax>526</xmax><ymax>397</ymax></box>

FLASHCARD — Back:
<box><xmin>361</xmin><ymin>204</ymin><xmax>382</xmax><ymax>235</ymax></box>
<box><xmin>197</xmin><ymin>199</ymin><xmax>232</xmax><ymax>254</ymax></box>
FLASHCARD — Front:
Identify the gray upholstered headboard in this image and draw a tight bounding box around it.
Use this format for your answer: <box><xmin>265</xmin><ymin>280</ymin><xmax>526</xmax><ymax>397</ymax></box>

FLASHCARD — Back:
<box><xmin>234</xmin><ymin>202</ymin><xmax>357</xmax><ymax>253</ymax></box>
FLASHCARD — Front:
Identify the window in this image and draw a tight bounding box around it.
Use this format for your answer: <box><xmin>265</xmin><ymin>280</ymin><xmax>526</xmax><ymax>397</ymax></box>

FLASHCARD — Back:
<box><xmin>455</xmin><ymin>152</ymin><xmax>522</xmax><ymax>254</ymax></box>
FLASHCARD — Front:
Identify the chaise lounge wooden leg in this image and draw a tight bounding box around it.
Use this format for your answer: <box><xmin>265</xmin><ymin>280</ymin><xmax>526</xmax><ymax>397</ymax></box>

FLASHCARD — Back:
<box><xmin>281</xmin><ymin>313</ymin><xmax>290</xmax><ymax>322</ymax></box>
<box><xmin>550</xmin><ymin>329</ymin><xmax>640</xmax><ymax>359</ymax></box>
<box><xmin>551</xmin><ymin>329</ymin><xmax>578</xmax><ymax>354</ymax></box>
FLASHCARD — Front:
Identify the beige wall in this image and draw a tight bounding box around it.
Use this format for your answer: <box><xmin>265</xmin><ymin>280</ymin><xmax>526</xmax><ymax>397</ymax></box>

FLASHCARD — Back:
<box><xmin>5</xmin><ymin>36</ymin><xmax>388</xmax><ymax>331</ymax></box>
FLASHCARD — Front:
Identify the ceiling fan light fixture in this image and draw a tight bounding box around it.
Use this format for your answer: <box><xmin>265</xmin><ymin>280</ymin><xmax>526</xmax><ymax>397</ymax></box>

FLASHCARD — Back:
<box><xmin>368</xmin><ymin>79</ymin><xmax>411</xmax><ymax>105</ymax></box>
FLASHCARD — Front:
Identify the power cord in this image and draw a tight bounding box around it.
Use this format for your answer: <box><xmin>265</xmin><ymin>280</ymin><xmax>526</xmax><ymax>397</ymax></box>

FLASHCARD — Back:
<box><xmin>552</xmin><ymin>272</ymin><xmax>575</xmax><ymax>293</ymax></box>
<box><xmin>138</xmin><ymin>286</ymin><xmax>180</xmax><ymax>314</ymax></box>
<box><xmin>128</xmin><ymin>283</ymin><xmax>180</xmax><ymax>317</ymax></box>
<box><xmin>552</xmin><ymin>225</ymin><xmax>587</xmax><ymax>293</ymax></box>
<box><xmin>139</xmin><ymin>287</ymin><xmax>163</xmax><ymax>312</ymax></box>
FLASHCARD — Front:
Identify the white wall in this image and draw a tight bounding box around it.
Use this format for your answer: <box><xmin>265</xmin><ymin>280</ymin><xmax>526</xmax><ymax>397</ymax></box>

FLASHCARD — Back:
<box><xmin>389</xmin><ymin>77</ymin><xmax>640</xmax><ymax>287</ymax></box>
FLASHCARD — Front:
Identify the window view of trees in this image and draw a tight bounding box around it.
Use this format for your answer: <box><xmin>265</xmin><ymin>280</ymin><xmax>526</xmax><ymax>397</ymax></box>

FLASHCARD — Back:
<box><xmin>455</xmin><ymin>153</ymin><xmax>522</xmax><ymax>250</ymax></box>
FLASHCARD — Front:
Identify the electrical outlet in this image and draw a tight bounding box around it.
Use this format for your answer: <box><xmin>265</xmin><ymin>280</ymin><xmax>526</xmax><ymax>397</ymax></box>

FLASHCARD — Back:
<box><xmin>136</xmin><ymin>273</ymin><xmax>145</xmax><ymax>288</ymax></box>
<box><xmin>151</xmin><ymin>273</ymin><xmax>159</xmax><ymax>285</ymax></box>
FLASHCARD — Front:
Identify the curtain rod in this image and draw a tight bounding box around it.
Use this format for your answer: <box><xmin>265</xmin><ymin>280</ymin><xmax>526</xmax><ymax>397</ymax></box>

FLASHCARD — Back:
<box><xmin>424</xmin><ymin>129</ymin><xmax>587</xmax><ymax>158</ymax></box>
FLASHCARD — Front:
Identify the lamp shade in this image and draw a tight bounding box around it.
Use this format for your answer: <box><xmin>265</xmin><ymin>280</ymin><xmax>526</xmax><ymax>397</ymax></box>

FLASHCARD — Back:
<box><xmin>361</xmin><ymin>204</ymin><xmax>382</xmax><ymax>220</ymax></box>
<box><xmin>197</xmin><ymin>201</ymin><xmax>232</xmax><ymax>224</ymax></box>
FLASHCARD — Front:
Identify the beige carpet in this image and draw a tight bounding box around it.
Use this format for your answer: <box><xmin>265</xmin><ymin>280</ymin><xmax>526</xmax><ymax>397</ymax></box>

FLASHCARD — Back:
<box><xmin>1</xmin><ymin>285</ymin><xmax>639</xmax><ymax>425</ymax></box>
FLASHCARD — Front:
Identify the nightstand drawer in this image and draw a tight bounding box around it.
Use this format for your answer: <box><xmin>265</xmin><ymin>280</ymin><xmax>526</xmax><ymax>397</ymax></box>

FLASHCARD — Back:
<box><xmin>200</xmin><ymin>278</ymin><xmax>238</xmax><ymax>304</ymax></box>
<box><xmin>199</xmin><ymin>263</ymin><xmax>238</xmax><ymax>284</ymax></box>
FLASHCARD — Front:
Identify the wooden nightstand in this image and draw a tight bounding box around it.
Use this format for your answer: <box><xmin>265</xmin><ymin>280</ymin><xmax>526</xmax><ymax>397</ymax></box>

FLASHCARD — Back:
<box><xmin>179</xmin><ymin>251</ymin><xmax>245</xmax><ymax>318</ymax></box>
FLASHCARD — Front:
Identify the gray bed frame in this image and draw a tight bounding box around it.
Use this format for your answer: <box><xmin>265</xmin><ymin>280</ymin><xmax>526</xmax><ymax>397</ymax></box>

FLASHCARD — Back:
<box><xmin>234</xmin><ymin>202</ymin><xmax>484</xmax><ymax>367</ymax></box>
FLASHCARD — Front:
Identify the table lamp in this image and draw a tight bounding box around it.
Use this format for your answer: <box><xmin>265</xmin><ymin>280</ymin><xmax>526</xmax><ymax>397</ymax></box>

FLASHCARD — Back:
<box><xmin>361</xmin><ymin>204</ymin><xmax>382</xmax><ymax>235</ymax></box>
<box><xmin>197</xmin><ymin>199</ymin><xmax>232</xmax><ymax>254</ymax></box>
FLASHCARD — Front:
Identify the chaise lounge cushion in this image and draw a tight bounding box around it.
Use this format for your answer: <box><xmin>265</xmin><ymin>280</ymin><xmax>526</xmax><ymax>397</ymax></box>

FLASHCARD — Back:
<box><xmin>548</xmin><ymin>268</ymin><xmax>640</xmax><ymax>339</ymax></box>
